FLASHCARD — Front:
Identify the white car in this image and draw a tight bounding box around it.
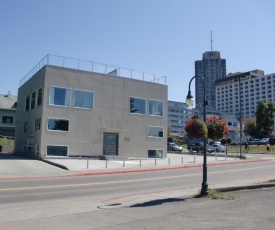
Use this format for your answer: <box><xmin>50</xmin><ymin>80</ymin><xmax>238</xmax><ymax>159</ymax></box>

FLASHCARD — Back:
<box><xmin>212</xmin><ymin>144</ymin><xmax>226</xmax><ymax>152</ymax></box>
<box><xmin>168</xmin><ymin>143</ymin><xmax>183</xmax><ymax>152</ymax></box>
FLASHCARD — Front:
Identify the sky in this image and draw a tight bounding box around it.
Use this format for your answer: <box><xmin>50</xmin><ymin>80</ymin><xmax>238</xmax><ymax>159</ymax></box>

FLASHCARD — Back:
<box><xmin>1</xmin><ymin>0</ymin><xmax>275</xmax><ymax>102</ymax></box>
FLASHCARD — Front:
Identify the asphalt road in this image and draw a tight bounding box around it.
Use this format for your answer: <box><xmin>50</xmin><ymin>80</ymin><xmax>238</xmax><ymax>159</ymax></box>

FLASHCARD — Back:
<box><xmin>0</xmin><ymin>159</ymin><xmax>275</xmax><ymax>229</ymax></box>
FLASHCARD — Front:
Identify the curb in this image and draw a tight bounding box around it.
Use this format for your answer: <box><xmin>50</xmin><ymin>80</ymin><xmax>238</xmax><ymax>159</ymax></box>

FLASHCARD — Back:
<box><xmin>217</xmin><ymin>182</ymin><xmax>275</xmax><ymax>193</ymax></box>
<box><xmin>70</xmin><ymin>158</ymin><xmax>272</xmax><ymax>177</ymax></box>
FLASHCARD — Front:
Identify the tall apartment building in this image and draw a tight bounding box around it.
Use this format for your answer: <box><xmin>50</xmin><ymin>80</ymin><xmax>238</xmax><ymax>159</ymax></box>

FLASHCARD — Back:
<box><xmin>216</xmin><ymin>69</ymin><xmax>275</xmax><ymax>119</ymax></box>
<box><xmin>168</xmin><ymin>101</ymin><xmax>197</xmax><ymax>137</ymax></box>
<box><xmin>195</xmin><ymin>51</ymin><xmax>226</xmax><ymax>110</ymax></box>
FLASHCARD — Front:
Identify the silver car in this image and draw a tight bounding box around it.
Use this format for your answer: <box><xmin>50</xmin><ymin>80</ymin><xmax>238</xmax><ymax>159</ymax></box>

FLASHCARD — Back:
<box><xmin>212</xmin><ymin>144</ymin><xmax>226</xmax><ymax>152</ymax></box>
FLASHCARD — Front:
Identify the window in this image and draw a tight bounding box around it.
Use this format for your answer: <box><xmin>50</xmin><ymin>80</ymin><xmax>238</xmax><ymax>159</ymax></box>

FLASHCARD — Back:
<box><xmin>47</xmin><ymin>145</ymin><xmax>68</xmax><ymax>157</ymax></box>
<box><xmin>2</xmin><ymin>116</ymin><xmax>13</xmax><ymax>124</ymax></box>
<box><xmin>74</xmin><ymin>90</ymin><xmax>94</xmax><ymax>109</ymax></box>
<box><xmin>148</xmin><ymin>126</ymin><xmax>163</xmax><ymax>138</ymax></box>
<box><xmin>49</xmin><ymin>87</ymin><xmax>71</xmax><ymax>106</ymax></box>
<box><xmin>48</xmin><ymin>118</ymin><xmax>69</xmax><ymax>131</ymax></box>
<box><xmin>25</xmin><ymin>96</ymin><xmax>30</xmax><ymax>111</ymax></box>
<box><xmin>31</xmin><ymin>91</ymin><xmax>36</xmax><ymax>109</ymax></box>
<box><xmin>24</xmin><ymin>122</ymin><xmax>28</xmax><ymax>133</ymax></box>
<box><xmin>37</xmin><ymin>88</ymin><xmax>43</xmax><ymax>106</ymax></box>
<box><xmin>148</xmin><ymin>150</ymin><xmax>163</xmax><ymax>158</ymax></box>
<box><xmin>130</xmin><ymin>97</ymin><xmax>146</xmax><ymax>115</ymax></box>
<box><xmin>149</xmin><ymin>100</ymin><xmax>163</xmax><ymax>116</ymax></box>
<box><xmin>35</xmin><ymin>118</ymin><xmax>41</xmax><ymax>130</ymax></box>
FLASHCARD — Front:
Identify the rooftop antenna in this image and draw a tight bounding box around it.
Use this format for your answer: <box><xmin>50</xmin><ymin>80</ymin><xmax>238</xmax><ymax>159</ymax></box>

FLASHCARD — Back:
<box><xmin>211</xmin><ymin>31</ymin><xmax>213</xmax><ymax>51</ymax></box>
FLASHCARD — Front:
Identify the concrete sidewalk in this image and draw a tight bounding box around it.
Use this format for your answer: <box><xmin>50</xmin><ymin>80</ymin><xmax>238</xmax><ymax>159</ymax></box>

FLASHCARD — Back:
<box><xmin>1</xmin><ymin>152</ymin><xmax>274</xmax><ymax>179</ymax></box>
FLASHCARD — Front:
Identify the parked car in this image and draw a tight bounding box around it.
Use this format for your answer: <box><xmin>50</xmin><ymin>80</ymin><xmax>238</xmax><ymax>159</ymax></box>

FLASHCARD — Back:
<box><xmin>258</xmin><ymin>138</ymin><xmax>270</xmax><ymax>145</ymax></box>
<box><xmin>168</xmin><ymin>142</ymin><xmax>183</xmax><ymax>152</ymax></box>
<box><xmin>187</xmin><ymin>142</ymin><xmax>214</xmax><ymax>153</ymax></box>
<box><xmin>212</xmin><ymin>144</ymin><xmax>226</xmax><ymax>152</ymax></box>
<box><xmin>248</xmin><ymin>138</ymin><xmax>261</xmax><ymax>145</ymax></box>
<box><xmin>230</xmin><ymin>139</ymin><xmax>246</xmax><ymax>146</ymax></box>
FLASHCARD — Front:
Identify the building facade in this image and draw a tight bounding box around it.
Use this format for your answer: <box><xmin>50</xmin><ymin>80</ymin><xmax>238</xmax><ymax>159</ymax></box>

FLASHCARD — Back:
<box><xmin>15</xmin><ymin>55</ymin><xmax>168</xmax><ymax>159</ymax></box>
<box><xmin>195</xmin><ymin>51</ymin><xmax>226</xmax><ymax>110</ymax></box>
<box><xmin>216</xmin><ymin>69</ymin><xmax>275</xmax><ymax>119</ymax></box>
<box><xmin>168</xmin><ymin>101</ymin><xmax>197</xmax><ymax>137</ymax></box>
<box><xmin>0</xmin><ymin>92</ymin><xmax>17</xmax><ymax>138</ymax></box>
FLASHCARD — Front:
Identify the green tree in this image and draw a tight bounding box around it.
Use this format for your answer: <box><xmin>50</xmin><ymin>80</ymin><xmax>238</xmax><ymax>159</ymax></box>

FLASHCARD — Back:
<box><xmin>243</xmin><ymin>117</ymin><xmax>257</xmax><ymax>137</ymax></box>
<box><xmin>256</xmin><ymin>100</ymin><xmax>275</xmax><ymax>138</ymax></box>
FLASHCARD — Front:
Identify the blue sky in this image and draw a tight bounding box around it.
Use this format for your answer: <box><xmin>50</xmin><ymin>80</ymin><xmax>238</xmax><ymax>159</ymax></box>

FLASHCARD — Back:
<box><xmin>1</xmin><ymin>0</ymin><xmax>274</xmax><ymax>102</ymax></box>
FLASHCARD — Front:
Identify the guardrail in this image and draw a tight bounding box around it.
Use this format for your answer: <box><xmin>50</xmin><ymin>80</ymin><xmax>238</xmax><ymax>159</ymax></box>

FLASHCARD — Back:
<box><xmin>19</xmin><ymin>54</ymin><xmax>166</xmax><ymax>87</ymax></box>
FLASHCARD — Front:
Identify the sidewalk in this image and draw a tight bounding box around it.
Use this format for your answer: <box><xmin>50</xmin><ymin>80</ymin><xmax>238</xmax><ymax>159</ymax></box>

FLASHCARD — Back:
<box><xmin>0</xmin><ymin>152</ymin><xmax>273</xmax><ymax>180</ymax></box>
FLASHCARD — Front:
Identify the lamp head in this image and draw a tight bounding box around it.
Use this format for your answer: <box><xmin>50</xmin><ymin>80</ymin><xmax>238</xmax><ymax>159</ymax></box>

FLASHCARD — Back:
<box><xmin>186</xmin><ymin>90</ymin><xmax>194</xmax><ymax>106</ymax></box>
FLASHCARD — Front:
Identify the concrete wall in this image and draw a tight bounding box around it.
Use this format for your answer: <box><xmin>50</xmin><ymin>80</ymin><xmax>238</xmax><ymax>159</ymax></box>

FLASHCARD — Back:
<box><xmin>15</xmin><ymin>65</ymin><xmax>168</xmax><ymax>159</ymax></box>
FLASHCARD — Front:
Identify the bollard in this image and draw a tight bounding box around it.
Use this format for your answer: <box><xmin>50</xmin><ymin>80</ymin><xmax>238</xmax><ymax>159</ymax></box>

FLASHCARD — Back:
<box><xmin>140</xmin><ymin>159</ymin><xmax>141</xmax><ymax>167</ymax></box>
<box><xmin>215</xmin><ymin>154</ymin><xmax>217</xmax><ymax>161</ymax></box>
<box><xmin>106</xmin><ymin>160</ymin><xmax>108</xmax><ymax>168</ymax></box>
<box><xmin>194</xmin><ymin>156</ymin><xmax>196</xmax><ymax>163</ymax></box>
<box><xmin>181</xmin><ymin>157</ymin><xmax>183</xmax><ymax>164</ymax></box>
<box><xmin>87</xmin><ymin>159</ymin><xmax>89</xmax><ymax>169</ymax></box>
<box><xmin>168</xmin><ymin>158</ymin><xmax>170</xmax><ymax>165</ymax></box>
<box><xmin>155</xmin><ymin>157</ymin><xmax>157</xmax><ymax>166</ymax></box>
<box><xmin>123</xmin><ymin>159</ymin><xmax>125</xmax><ymax>167</ymax></box>
<box><xmin>225</xmin><ymin>153</ymin><xmax>227</xmax><ymax>161</ymax></box>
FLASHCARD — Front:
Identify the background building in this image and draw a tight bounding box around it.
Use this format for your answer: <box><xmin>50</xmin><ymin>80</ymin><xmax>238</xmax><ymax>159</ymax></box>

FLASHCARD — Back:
<box><xmin>167</xmin><ymin>101</ymin><xmax>197</xmax><ymax>137</ymax></box>
<box><xmin>195</xmin><ymin>51</ymin><xmax>226</xmax><ymax>110</ymax></box>
<box><xmin>0</xmin><ymin>92</ymin><xmax>17</xmax><ymax>138</ymax></box>
<box><xmin>215</xmin><ymin>69</ymin><xmax>275</xmax><ymax>119</ymax></box>
<box><xmin>15</xmin><ymin>55</ymin><xmax>168</xmax><ymax>159</ymax></box>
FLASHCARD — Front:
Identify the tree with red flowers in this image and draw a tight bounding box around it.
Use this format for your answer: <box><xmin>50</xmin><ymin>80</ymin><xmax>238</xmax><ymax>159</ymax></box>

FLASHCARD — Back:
<box><xmin>206</xmin><ymin>116</ymin><xmax>229</xmax><ymax>140</ymax></box>
<box><xmin>185</xmin><ymin>116</ymin><xmax>228</xmax><ymax>140</ymax></box>
<box><xmin>185</xmin><ymin>116</ymin><xmax>208</xmax><ymax>139</ymax></box>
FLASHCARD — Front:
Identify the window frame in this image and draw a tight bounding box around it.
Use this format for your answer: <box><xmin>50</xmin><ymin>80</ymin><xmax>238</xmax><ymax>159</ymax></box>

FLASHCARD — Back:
<box><xmin>129</xmin><ymin>96</ymin><xmax>146</xmax><ymax>115</ymax></box>
<box><xmin>2</xmin><ymin>115</ymin><xmax>14</xmax><ymax>124</ymax></box>
<box><xmin>148</xmin><ymin>99</ymin><xmax>164</xmax><ymax>117</ymax></box>
<box><xmin>25</xmin><ymin>96</ymin><xmax>30</xmax><ymax>111</ymax></box>
<box><xmin>148</xmin><ymin>149</ymin><xmax>164</xmax><ymax>158</ymax></box>
<box><xmin>148</xmin><ymin>126</ymin><xmax>164</xmax><ymax>138</ymax></box>
<box><xmin>49</xmin><ymin>86</ymin><xmax>71</xmax><ymax>107</ymax></box>
<box><xmin>37</xmin><ymin>87</ymin><xmax>43</xmax><ymax>107</ymax></box>
<box><xmin>31</xmin><ymin>91</ymin><xmax>36</xmax><ymax>109</ymax></box>
<box><xmin>47</xmin><ymin>117</ymin><xmax>70</xmax><ymax>132</ymax></box>
<box><xmin>73</xmin><ymin>89</ymin><xmax>94</xmax><ymax>110</ymax></box>
<box><xmin>46</xmin><ymin>145</ymin><xmax>68</xmax><ymax>157</ymax></box>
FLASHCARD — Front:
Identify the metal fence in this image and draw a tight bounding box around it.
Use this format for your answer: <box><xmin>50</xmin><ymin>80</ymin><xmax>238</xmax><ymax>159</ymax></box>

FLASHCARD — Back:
<box><xmin>19</xmin><ymin>54</ymin><xmax>166</xmax><ymax>87</ymax></box>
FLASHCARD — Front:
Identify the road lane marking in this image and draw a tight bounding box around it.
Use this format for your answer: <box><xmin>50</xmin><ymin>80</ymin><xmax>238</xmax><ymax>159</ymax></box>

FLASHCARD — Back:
<box><xmin>0</xmin><ymin>164</ymin><xmax>274</xmax><ymax>192</ymax></box>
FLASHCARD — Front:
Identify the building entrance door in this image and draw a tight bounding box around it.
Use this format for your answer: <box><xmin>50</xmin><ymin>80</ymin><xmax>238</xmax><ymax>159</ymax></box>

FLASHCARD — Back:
<box><xmin>103</xmin><ymin>133</ymin><xmax>119</xmax><ymax>156</ymax></box>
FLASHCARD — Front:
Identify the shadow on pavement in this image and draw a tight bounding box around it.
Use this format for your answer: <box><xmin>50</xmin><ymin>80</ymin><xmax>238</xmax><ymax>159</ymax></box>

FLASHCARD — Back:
<box><xmin>0</xmin><ymin>152</ymin><xmax>30</xmax><ymax>160</ymax></box>
<box><xmin>129</xmin><ymin>197</ymin><xmax>185</xmax><ymax>208</ymax></box>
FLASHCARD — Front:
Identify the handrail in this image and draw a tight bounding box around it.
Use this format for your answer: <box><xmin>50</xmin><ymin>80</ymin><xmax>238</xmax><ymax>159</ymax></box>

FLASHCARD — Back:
<box><xmin>19</xmin><ymin>54</ymin><xmax>166</xmax><ymax>87</ymax></box>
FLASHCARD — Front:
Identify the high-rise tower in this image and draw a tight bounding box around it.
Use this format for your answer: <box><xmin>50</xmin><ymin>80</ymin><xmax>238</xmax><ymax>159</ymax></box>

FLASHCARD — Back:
<box><xmin>195</xmin><ymin>51</ymin><xmax>226</xmax><ymax>110</ymax></box>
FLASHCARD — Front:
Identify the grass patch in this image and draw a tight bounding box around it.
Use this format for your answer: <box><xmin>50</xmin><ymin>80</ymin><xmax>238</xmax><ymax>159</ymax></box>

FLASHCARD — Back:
<box><xmin>194</xmin><ymin>189</ymin><xmax>234</xmax><ymax>200</ymax></box>
<box><xmin>0</xmin><ymin>137</ymin><xmax>14</xmax><ymax>146</ymax></box>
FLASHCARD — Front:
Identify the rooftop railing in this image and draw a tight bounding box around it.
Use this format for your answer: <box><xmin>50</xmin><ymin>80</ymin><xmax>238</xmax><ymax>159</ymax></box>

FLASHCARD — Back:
<box><xmin>19</xmin><ymin>54</ymin><xmax>166</xmax><ymax>87</ymax></box>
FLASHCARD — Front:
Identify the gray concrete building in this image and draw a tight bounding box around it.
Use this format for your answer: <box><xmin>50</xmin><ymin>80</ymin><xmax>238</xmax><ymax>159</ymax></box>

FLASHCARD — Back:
<box><xmin>15</xmin><ymin>55</ymin><xmax>167</xmax><ymax>159</ymax></box>
<box><xmin>195</xmin><ymin>51</ymin><xmax>226</xmax><ymax>110</ymax></box>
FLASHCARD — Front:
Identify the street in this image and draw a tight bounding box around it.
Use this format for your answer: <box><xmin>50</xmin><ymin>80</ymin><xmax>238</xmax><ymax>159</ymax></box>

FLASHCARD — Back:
<box><xmin>0</xmin><ymin>159</ymin><xmax>275</xmax><ymax>229</ymax></box>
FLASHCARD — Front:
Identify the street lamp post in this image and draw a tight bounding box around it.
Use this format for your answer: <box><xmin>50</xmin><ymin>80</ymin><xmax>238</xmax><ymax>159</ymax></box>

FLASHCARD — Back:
<box><xmin>186</xmin><ymin>75</ymin><xmax>208</xmax><ymax>196</ymax></box>
<box><xmin>238</xmin><ymin>76</ymin><xmax>242</xmax><ymax>159</ymax></box>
